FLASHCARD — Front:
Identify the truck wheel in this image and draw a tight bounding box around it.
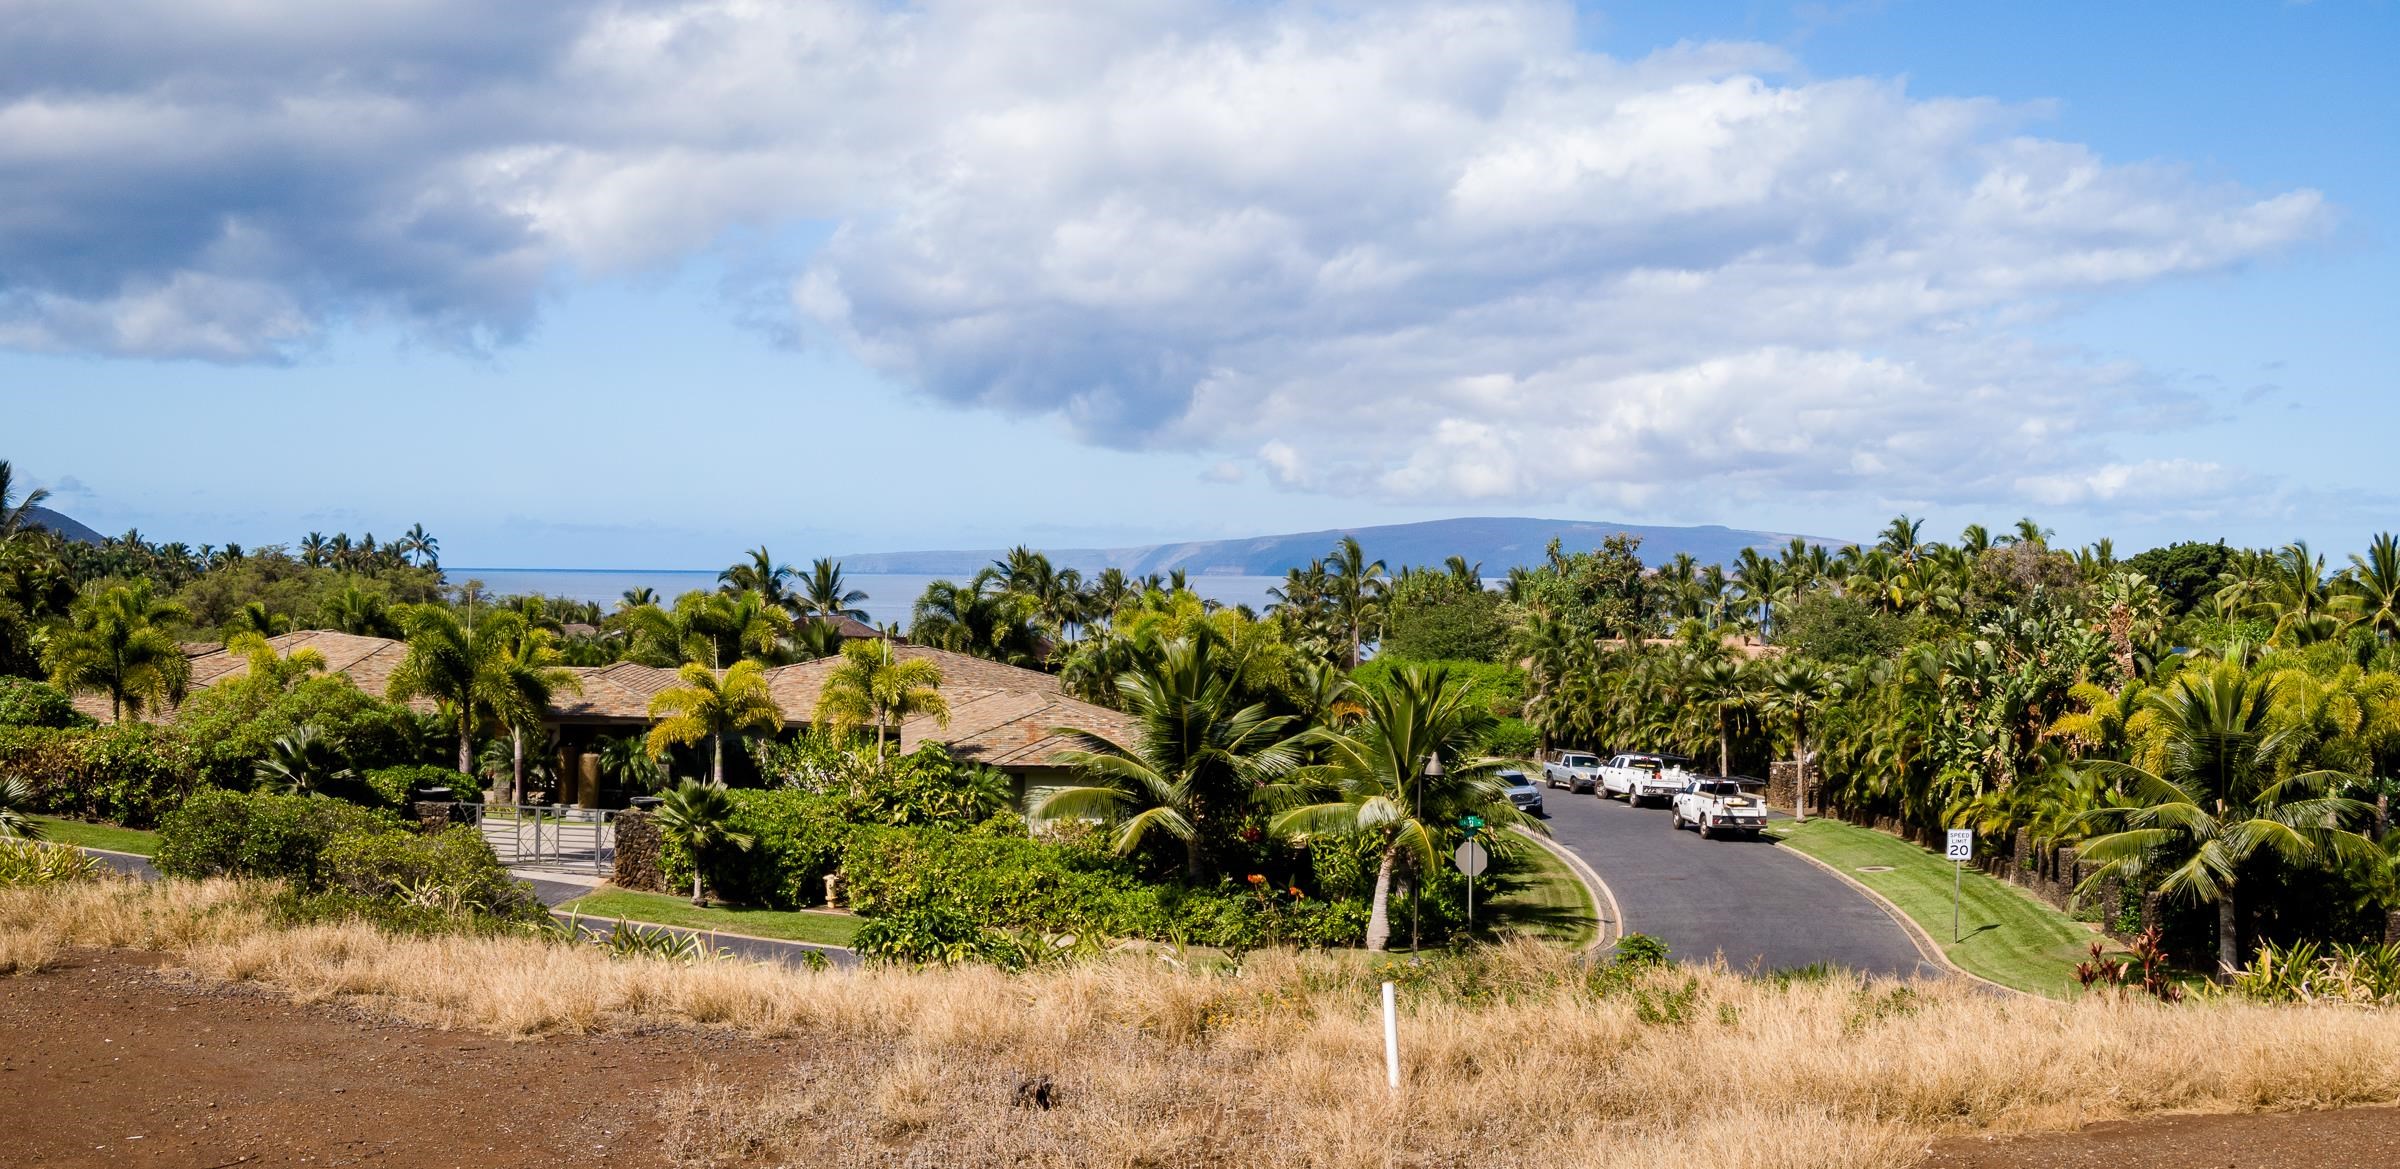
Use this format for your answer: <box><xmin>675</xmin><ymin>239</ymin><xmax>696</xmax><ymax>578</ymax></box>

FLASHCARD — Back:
<box><xmin>1698</xmin><ymin>819</ymin><xmax>1714</xmax><ymax>840</ymax></box>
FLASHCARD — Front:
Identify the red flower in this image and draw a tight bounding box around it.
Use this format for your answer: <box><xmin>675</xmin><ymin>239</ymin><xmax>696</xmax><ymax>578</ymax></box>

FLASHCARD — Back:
<box><xmin>1288</xmin><ymin>886</ymin><xmax>1305</xmax><ymax>900</ymax></box>
<box><xmin>1246</xmin><ymin>873</ymin><xmax>1266</xmax><ymax>886</ymax></box>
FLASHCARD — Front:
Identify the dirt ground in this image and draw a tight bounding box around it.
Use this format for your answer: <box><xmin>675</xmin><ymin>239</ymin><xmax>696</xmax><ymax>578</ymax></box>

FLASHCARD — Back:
<box><xmin>6</xmin><ymin>948</ymin><xmax>2399</xmax><ymax>1168</ymax></box>
<box><xmin>0</xmin><ymin>949</ymin><xmax>783</xmax><ymax>1168</ymax></box>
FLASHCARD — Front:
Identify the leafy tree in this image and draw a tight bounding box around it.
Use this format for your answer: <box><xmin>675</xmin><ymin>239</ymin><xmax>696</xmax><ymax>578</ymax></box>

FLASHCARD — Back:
<box><xmin>799</xmin><ymin>558</ymin><xmax>870</xmax><ymax>624</ymax></box>
<box><xmin>480</xmin><ymin>620</ymin><xmax>581</xmax><ymax>803</ymax></box>
<box><xmin>2077</xmin><ymin>661</ymin><xmax>2376</xmax><ymax>976</ymax></box>
<box><xmin>1771</xmin><ymin>590</ymin><xmax>1907</xmax><ymax>663</ymax></box>
<box><xmin>646</xmin><ymin>659</ymin><xmax>785</xmax><ymax>785</ymax></box>
<box><xmin>2123</xmin><ymin>541</ymin><xmax>2240</xmax><ymax>617</ymax></box>
<box><xmin>720</xmin><ymin>546</ymin><xmax>797</xmax><ymax>613</ymax></box>
<box><xmin>1038</xmin><ymin>635</ymin><xmax>1303</xmax><ymax>878</ymax></box>
<box><xmin>909</xmin><ymin>572</ymin><xmax>1043</xmax><ymax>666</ymax></box>
<box><xmin>652</xmin><ymin>779</ymin><xmax>754</xmax><ymax>905</ymax></box>
<box><xmin>1323</xmin><ymin>536</ymin><xmax>1388</xmax><ymax>669</ymax></box>
<box><xmin>813</xmin><ymin>638</ymin><xmax>948</xmax><ymax>763</ymax></box>
<box><xmin>43</xmin><ymin>579</ymin><xmax>191</xmax><ymax>721</ymax></box>
<box><xmin>387</xmin><ymin>605</ymin><xmax>505</xmax><ymax>776</ymax></box>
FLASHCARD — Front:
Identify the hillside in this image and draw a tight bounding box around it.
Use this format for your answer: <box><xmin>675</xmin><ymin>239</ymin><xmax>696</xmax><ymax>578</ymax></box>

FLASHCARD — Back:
<box><xmin>24</xmin><ymin>505</ymin><xmax>101</xmax><ymax>544</ymax></box>
<box><xmin>837</xmin><ymin>516</ymin><xmax>1843</xmax><ymax>576</ymax></box>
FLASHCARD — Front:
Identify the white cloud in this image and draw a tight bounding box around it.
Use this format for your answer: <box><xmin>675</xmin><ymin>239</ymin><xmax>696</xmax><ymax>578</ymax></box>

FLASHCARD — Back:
<box><xmin>0</xmin><ymin>0</ymin><xmax>2331</xmax><ymax>519</ymax></box>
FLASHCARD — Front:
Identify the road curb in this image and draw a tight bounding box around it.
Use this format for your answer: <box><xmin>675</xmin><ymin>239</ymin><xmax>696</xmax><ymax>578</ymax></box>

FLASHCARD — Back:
<box><xmin>1510</xmin><ymin>826</ymin><xmax>1623</xmax><ymax>951</ymax></box>
<box><xmin>1766</xmin><ymin>825</ymin><xmax>2030</xmax><ymax>998</ymax></box>
<box><xmin>552</xmin><ymin>897</ymin><xmax>859</xmax><ymax>959</ymax></box>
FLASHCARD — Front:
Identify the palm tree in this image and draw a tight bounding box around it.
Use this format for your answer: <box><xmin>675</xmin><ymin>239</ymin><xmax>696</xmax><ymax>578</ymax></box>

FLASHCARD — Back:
<box><xmin>1683</xmin><ymin>656</ymin><xmax>1754</xmax><ymax>779</ymax></box>
<box><xmin>1877</xmin><ymin>515</ymin><xmax>1926</xmax><ymax>563</ymax></box>
<box><xmin>0</xmin><ymin>777</ymin><xmax>44</xmax><ymax>840</ymax></box>
<box><xmin>399</xmin><ymin>523</ymin><xmax>438</xmax><ymax>569</ymax></box>
<box><xmin>0</xmin><ymin>461</ymin><xmax>51</xmax><ymax>538</ymax></box>
<box><xmin>2076</xmin><ymin>661</ymin><xmax>2376</xmax><ymax>976</ymax></box>
<box><xmin>720</xmin><ymin>546</ymin><xmax>797</xmax><ymax>612</ymax></box>
<box><xmin>693</xmin><ymin>589</ymin><xmax>792</xmax><ymax>667</ymax></box>
<box><xmin>222</xmin><ymin>600</ymin><xmax>291</xmax><ymax>642</ymax></box>
<box><xmin>620</xmin><ymin>586</ymin><xmax>658</xmax><ymax>611</ymax></box>
<box><xmin>253</xmin><ymin>724</ymin><xmax>355</xmax><ymax>795</ymax></box>
<box><xmin>1268</xmin><ymin>664</ymin><xmax>1523</xmax><ymax>951</ymax></box>
<box><xmin>42</xmin><ymin>579</ymin><xmax>191</xmax><ymax>721</ymax></box>
<box><xmin>1323</xmin><ymin>535</ymin><xmax>1388</xmax><ymax>669</ymax></box>
<box><xmin>646</xmin><ymin>659</ymin><xmax>785</xmax><ymax>785</ymax></box>
<box><xmin>813</xmin><ymin>639</ymin><xmax>948</xmax><ymax>763</ymax></box>
<box><xmin>2343</xmin><ymin>532</ymin><xmax>2400</xmax><ymax>641</ymax></box>
<box><xmin>799</xmin><ymin>558</ymin><xmax>870</xmax><ymax>624</ymax></box>
<box><xmin>388</xmin><ymin>605</ymin><xmax>493</xmax><ymax>776</ymax></box>
<box><xmin>909</xmin><ymin>573</ymin><xmax>1043</xmax><ymax>665</ymax></box>
<box><xmin>322</xmin><ymin>582</ymin><xmax>400</xmax><ymax>637</ymax></box>
<box><xmin>653</xmin><ymin>779</ymin><xmax>754</xmax><ymax>905</ymax></box>
<box><xmin>1766</xmin><ymin>659</ymin><xmax>1833</xmax><ymax>820</ymax></box>
<box><xmin>299</xmin><ymin>532</ymin><xmax>332</xmax><ymax>569</ymax></box>
<box><xmin>1037</xmin><ymin>636</ymin><xmax>1302</xmax><ymax>877</ymax></box>
<box><xmin>480</xmin><ymin>620</ymin><xmax>582</xmax><ymax>803</ymax></box>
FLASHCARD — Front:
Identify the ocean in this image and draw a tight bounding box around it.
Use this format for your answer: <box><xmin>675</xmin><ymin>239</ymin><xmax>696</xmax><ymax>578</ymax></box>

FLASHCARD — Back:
<box><xmin>443</xmin><ymin>568</ymin><xmax>1289</xmax><ymax>628</ymax></box>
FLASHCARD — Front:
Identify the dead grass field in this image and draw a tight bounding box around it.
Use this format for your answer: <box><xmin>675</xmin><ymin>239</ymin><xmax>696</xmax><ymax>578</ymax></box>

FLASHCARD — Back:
<box><xmin>7</xmin><ymin>876</ymin><xmax>2400</xmax><ymax>1169</ymax></box>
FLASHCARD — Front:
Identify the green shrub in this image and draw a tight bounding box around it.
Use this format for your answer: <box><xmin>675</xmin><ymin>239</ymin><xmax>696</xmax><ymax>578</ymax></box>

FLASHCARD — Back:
<box><xmin>0</xmin><ymin>723</ymin><xmax>200</xmax><ymax>826</ymax></box>
<box><xmin>155</xmin><ymin>787</ymin><xmax>398</xmax><ymax>886</ymax></box>
<box><xmin>852</xmin><ymin>744</ymin><xmax>1015</xmax><ymax>827</ymax></box>
<box><xmin>0</xmin><ymin>677</ymin><xmax>88</xmax><ymax>729</ymax></box>
<box><xmin>1477</xmin><ymin>717</ymin><xmax>1539</xmax><ymax>759</ymax></box>
<box><xmin>0</xmin><ymin>838</ymin><xmax>105</xmax><ymax>887</ymax></box>
<box><xmin>318</xmin><ymin>824</ymin><xmax>539</xmax><ymax>921</ymax></box>
<box><xmin>660</xmin><ymin>788</ymin><xmax>853</xmax><ymax>909</ymax></box>
<box><xmin>173</xmin><ymin>674</ymin><xmax>437</xmax><ymax>790</ymax></box>
<box><xmin>841</xmin><ymin>821</ymin><xmax>1173</xmax><ymax>937</ymax></box>
<box><xmin>852</xmin><ymin>902</ymin><xmax>1034</xmax><ymax>969</ymax></box>
<box><xmin>362</xmin><ymin>764</ymin><xmax>469</xmax><ymax>809</ymax></box>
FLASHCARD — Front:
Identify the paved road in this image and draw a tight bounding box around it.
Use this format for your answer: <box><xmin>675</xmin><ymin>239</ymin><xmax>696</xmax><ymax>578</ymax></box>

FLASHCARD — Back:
<box><xmin>1537</xmin><ymin>788</ymin><xmax>1941</xmax><ymax>979</ymax></box>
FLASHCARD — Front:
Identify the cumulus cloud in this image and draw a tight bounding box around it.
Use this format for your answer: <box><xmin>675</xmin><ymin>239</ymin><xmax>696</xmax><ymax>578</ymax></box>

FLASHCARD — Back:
<box><xmin>0</xmin><ymin>0</ymin><xmax>2329</xmax><ymax>515</ymax></box>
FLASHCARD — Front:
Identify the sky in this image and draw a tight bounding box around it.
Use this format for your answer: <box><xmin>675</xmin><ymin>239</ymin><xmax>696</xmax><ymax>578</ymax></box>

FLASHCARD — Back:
<box><xmin>3</xmin><ymin>0</ymin><xmax>2393</xmax><ymax>568</ymax></box>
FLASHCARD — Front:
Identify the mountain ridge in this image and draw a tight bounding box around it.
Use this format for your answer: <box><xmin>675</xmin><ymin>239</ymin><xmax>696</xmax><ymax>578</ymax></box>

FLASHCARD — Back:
<box><xmin>835</xmin><ymin>516</ymin><xmax>1849</xmax><ymax>577</ymax></box>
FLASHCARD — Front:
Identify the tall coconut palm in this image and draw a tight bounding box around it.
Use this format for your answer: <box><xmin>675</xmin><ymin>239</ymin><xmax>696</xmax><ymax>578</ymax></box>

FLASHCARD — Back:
<box><xmin>813</xmin><ymin>638</ymin><xmax>948</xmax><ymax>763</ymax></box>
<box><xmin>619</xmin><ymin>586</ymin><xmax>658</xmax><ymax>611</ymax></box>
<box><xmin>799</xmin><ymin>558</ymin><xmax>870</xmax><ymax>624</ymax></box>
<box><xmin>1766</xmin><ymin>659</ymin><xmax>1833</xmax><ymax>820</ymax></box>
<box><xmin>2343</xmin><ymin>532</ymin><xmax>2400</xmax><ymax>642</ymax></box>
<box><xmin>653</xmin><ymin>779</ymin><xmax>754</xmax><ymax>905</ymax></box>
<box><xmin>299</xmin><ymin>532</ymin><xmax>332</xmax><ymax>569</ymax></box>
<box><xmin>389</xmin><ymin>605</ymin><xmax>494</xmax><ymax>776</ymax></box>
<box><xmin>1682</xmin><ymin>655</ymin><xmax>1755</xmax><ymax>779</ymax></box>
<box><xmin>480</xmin><ymin>620</ymin><xmax>582</xmax><ymax>803</ymax></box>
<box><xmin>1323</xmin><ymin>535</ymin><xmax>1388</xmax><ymax>669</ymax></box>
<box><xmin>42</xmin><ymin>579</ymin><xmax>191</xmax><ymax>722</ymax></box>
<box><xmin>1039</xmin><ymin>635</ymin><xmax>1302</xmax><ymax>878</ymax></box>
<box><xmin>1877</xmin><ymin>515</ymin><xmax>1926</xmax><ymax>563</ymax></box>
<box><xmin>1268</xmin><ymin>664</ymin><xmax>1525</xmax><ymax>951</ymax></box>
<box><xmin>694</xmin><ymin>589</ymin><xmax>793</xmax><ymax>667</ymax></box>
<box><xmin>646</xmin><ymin>659</ymin><xmax>785</xmax><ymax>785</ymax></box>
<box><xmin>909</xmin><ymin>572</ymin><xmax>1043</xmax><ymax>665</ymax></box>
<box><xmin>720</xmin><ymin>546</ymin><xmax>797</xmax><ymax>613</ymax></box>
<box><xmin>2076</xmin><ymin>661</ymin><xmax>2376</xmax><ymax>976</ymax></box>
<box><xmin>399</xmin><ymin>523</ymin><xmax>438</xmax><ymax>569</ymax></box>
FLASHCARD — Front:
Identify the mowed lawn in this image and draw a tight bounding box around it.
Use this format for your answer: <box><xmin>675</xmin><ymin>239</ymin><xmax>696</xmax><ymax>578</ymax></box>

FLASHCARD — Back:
<box><xmin>1770</xmin><ymin>818</ymin><xmax>2098</xmax><ymax>997</ymax></box>
<box><xmin>1482</xmin><ymin>833</ymin><xmax>1599</xmax><ymax>947</ymax></box>
<box><xmin>30</xmin><ymin>816</ymin><xmax>161</xmax><ymax>857</ymax></box>
<box><xmin>557</xmin><ymin>888</ymin><xmax>863</xmax><ymax>948</ymax></box>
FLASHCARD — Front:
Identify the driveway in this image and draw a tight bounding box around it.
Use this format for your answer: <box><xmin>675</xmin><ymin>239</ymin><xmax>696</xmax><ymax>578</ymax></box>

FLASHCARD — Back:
<box><xmin>1538</xmin><ymin>789</ymin><xmax>1940</xmax><ymax>978</ymax></box>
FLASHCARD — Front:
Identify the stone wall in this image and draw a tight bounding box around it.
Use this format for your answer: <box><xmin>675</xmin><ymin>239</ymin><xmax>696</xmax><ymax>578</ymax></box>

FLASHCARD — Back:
<box><xmin>411</xmin><ymin>800</ymin><xmax>466</xmax><ymax>833</ymax></box>
<box><xmin>612</xmin><ymin>809</ymin><xmax>664</xmax><ymax>892</ymax></box>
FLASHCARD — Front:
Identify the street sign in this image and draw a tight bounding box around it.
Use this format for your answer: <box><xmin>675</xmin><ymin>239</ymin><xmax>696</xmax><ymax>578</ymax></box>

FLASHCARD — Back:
<box><xmin>1459</xmin><ymin>814</ymin><xmax>1485</xmax><ymax>831</ymax></box>
<box><xmin>1945</xmin><ymin>829</ymin><xmax>1974</xmax><ymax>861</ymax></box>
<box><xmin>1944</xmin><ymin>829</ymin><xmax>1973</xmax><ymax>942</ymax></box>
<box><xmin>1453</xmin><ymin>840</ymin><xmax>1490</xmax><ymax>877</ymax></box>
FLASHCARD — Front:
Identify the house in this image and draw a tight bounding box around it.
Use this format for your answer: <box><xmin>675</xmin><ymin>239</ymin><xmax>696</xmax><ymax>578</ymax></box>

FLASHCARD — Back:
<box><xmin>76</xmin><ymin>630</ymin><xmax>1128</xmax><ymax>806</ymax></box>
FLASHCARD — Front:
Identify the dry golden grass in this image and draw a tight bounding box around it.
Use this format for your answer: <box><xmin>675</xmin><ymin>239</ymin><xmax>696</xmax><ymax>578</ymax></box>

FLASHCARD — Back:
<box><xmin>7</xmin><ymin>876</ymin><xmax>2400</xmax><ymax>1169</ymax></box>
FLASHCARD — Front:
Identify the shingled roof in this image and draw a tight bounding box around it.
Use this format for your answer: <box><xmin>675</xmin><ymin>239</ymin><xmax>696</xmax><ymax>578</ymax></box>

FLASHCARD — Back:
<box><xmin>81</xmin><ymin>633</ymin><xmax>1126</xmax><ymax>773</ymax></box>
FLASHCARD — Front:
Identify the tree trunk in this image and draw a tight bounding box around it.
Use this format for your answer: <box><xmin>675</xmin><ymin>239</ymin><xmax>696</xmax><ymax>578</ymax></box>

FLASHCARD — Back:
<box><xmin>711</xmin><ymin>732</ymin><xmax>724</xmax><ymax>785</ymax></box>
<box><xmin>1718</xmin><ymin>710</ymin><xmax>1731</xmax><ymax>778</ymax></box>
<box><xmin>1365</xmin><ymin>846</ymin><xmax>1398</xmax><ymax>952</ymax></box>
<box><xmin>457</xmin><ymin>714</ymin><xmax>473</xmax><ymax>777</ymax></box>
<box><xmin>2379</xmin><ymin>790</ymin><xmax>2390</xmax><ymax>842</ymax></box>
<box><xmin>1794</xmin><ymin>726</ymin><xmax>1809</xmax><ymax>824</ymax></box>
<box><xmin>510</xmin><ymin>725</ymin><xmax>525</xmax><ymax>805</ymax></box>
<box><xmin>2217</xmin><ymin>895</ymin><xmax>2240</xmax><ymax>979</ymax></box>
<box><xmin>1185</xmin><ymin>833</ymin><xmax>1203</xmax><ymax>881</ymax></box>
<box><xmin>692</xmin><ymin>869</ymin><xmax>705</xmax><ymax>907</ymax></box>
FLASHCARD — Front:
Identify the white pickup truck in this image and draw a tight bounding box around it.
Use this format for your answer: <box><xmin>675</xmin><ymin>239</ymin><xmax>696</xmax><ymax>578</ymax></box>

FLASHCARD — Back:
<box><xmin>1599</xmin><ymin>753</ymin><xmax>1694</xmax><ymax>806</ymax></box>
<box><xmin>1670</xmin><ymin>777</ymin><xmax>1771</xmax><ymax>839</ymax></box>
<box><xmin>1541</xmin><ymin>751</ymin><xmax>1604</xmax><ymax>793</ymax></box>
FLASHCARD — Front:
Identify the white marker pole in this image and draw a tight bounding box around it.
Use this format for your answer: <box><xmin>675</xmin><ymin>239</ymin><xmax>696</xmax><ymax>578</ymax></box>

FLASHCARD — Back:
<box><xmin>1381</xmin><ymin>981</ymin><xmax>1400</xmax><ymax>1090</ymax></box>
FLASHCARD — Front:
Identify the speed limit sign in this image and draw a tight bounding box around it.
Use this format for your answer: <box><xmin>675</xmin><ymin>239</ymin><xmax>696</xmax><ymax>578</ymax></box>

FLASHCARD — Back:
<box><xmin>1945</xmin><ymin>829</ymin><xmax>1974</xmax><ymax>861</ymax></box>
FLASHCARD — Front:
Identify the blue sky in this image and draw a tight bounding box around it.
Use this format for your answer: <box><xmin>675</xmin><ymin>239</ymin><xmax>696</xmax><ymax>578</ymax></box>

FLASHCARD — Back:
<box><xmin>4</xmin><ymin>1</ymin><xmax>2393</xmax><ymax>568</ymax></box>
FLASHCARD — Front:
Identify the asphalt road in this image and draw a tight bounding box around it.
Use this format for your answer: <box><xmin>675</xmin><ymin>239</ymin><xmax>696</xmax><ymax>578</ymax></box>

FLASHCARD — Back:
<box><xmin>1537</xmin><ymin>787</ymin><xmax>1941</xmax><ymax>979</ymax></box>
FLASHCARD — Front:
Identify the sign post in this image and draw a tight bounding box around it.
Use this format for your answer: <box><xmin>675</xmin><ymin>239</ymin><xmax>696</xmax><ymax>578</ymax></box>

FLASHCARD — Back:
<box><xmin>1454</xmin><ymin>820</ymin><xmax>1489</xmax><ymax>936</ymax></box>
<box><xmin>1944</xmin><ymin>828</ymin><xmax>1974</xmax><ymax>943</ymax></box>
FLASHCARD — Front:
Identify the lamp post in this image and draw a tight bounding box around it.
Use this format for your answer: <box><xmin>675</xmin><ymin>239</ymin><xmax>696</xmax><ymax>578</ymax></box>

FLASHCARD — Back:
<box><xmin>1414</xmin><ymin>752</ymin><xmax>1442</xmax><ymax>955</ymax></box>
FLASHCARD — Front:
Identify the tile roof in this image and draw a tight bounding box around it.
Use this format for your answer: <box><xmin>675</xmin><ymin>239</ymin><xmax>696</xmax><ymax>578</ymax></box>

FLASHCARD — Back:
<box><xmin>79</xmin><ymin>633</ymin><xmax>1121</xmax><ymax>773</ymax></box>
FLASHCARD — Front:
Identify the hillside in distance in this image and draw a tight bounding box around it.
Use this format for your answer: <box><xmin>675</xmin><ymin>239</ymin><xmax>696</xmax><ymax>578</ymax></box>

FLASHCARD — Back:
<box><xmin>838</xmin><ymin>517</ymin><xmax>1846</xmax><ymax>577</ymax></box>
<box><xmin>24</xmin><ymin>506</ymin><xmax>102</xmax><ymax>544</ymax></box>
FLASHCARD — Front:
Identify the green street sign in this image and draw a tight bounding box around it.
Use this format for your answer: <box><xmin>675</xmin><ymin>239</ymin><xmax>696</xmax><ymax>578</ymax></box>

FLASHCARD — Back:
<box><xmin>1459</xmin><ymin>815</ymin><xmax>1484</xmax><ymax>830</ymax></box>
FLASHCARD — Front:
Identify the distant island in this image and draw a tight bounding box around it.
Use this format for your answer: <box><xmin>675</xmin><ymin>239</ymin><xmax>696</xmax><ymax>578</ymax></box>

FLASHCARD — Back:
<box><xmin>834</xmin><ymin>516</ymin><xmax>1845</xmax><ymax>576</ymax></box>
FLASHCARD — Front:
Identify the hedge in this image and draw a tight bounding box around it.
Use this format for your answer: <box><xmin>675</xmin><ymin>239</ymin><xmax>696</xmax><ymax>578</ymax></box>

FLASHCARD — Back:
<box><xmin>660</xmin><ymin>788</ymin><xmax>852</xmax><ymax>909</ymax></box>
<box><xmin>155</xmin><ymin>787</ymin><xmax>399</xmax><ymax>886</ymax></box>
<box><xmin>0</xmin><ymin>677</ymin><xmax>88</xmax><ymax>730</ymax></box>
<box><xmin>0</xmin><ymin>723</ymin><xmax>200</xmax><ymax>827</ymax></box>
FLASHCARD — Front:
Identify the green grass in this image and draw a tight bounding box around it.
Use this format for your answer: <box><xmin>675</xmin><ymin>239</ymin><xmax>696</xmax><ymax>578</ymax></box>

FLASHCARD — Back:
<box><xmin>1480</xmin><ymin>835</ymin><xmax>1599</xmax><ymax>947</ymax></box>
<box><xmin>556</xmin><ymin>888</ymin><xmax>863</xmax><ymax>948</ymax></box>
<box><xmin>29</xmin><ymin>816</ymin><xmax>161</xmax><ymax>857</ymax></box>
<box><xmin>1769</xmin><ymin>818</ymin><xmax>2100</xmax><ymax>997</ymax></box>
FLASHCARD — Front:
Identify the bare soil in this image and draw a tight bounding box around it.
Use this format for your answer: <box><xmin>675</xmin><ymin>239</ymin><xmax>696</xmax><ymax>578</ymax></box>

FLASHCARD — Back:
<box><xmin>0</xmin><ymin>949</ymin><xmax>784</xmax><ymax>1168</ymax></box>
<box><xmin>7</xmin><ymin>947</ymin><xmax>2399</xmax><ymax>1168</ymax></box>
<box><xmin>1918</xmin><ymin>1104</ymin><xmax>2400</xmax><ymax>1168</ymax></box>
